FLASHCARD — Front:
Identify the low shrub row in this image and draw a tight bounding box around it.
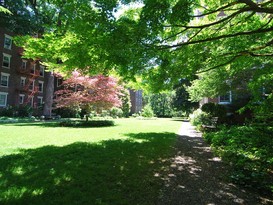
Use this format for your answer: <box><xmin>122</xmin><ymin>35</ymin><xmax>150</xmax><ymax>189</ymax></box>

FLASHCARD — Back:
<box><xmin>59</xmin><ymin>120</ymin><xmax>115</xmax><ymax>127</ymax></box>
<box><xmin>203</xmin><ymin>125</ymin><xmax>273</xmax><ymax>194</ymax></box>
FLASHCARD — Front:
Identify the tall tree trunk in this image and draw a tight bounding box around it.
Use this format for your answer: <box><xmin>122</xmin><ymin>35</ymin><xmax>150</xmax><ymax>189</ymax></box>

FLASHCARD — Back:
<box><xmin>43</xmin><ymin>72</ymin><xmax>54</xmax><ymax>117</ymax></box>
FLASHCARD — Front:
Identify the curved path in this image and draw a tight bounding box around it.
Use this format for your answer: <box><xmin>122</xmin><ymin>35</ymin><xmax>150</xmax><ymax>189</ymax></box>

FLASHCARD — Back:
<box><xmin>157</xmin><ymin>122</ymin><xmax>273</xmax><ymax>205</ymax></box>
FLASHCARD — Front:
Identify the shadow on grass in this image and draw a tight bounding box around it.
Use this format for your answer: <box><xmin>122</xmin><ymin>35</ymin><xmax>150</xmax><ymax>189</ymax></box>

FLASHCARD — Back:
<box><xmin>0</xmin><ymin>132</ymin><xmax>176</xmax><ymax>205</ymax></box>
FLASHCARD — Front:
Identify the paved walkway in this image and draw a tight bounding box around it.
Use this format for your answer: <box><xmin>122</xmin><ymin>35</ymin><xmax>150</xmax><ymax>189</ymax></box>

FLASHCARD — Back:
<box><xmin>157</xmin><ymin>122</ymin><xmax>272</xmax><ymax>205</ymax></box>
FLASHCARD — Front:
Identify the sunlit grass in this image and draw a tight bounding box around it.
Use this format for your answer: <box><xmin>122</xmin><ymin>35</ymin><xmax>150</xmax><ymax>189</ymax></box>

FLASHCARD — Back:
<box><xmin>0</xmin><ymin>118</ymin><xmax>182</xmax><ymax>205</ymax></box>
<box><xmin>0</xmin><ymin>118</ymin><xmax>181</xmax><ymax>156</ymax></box>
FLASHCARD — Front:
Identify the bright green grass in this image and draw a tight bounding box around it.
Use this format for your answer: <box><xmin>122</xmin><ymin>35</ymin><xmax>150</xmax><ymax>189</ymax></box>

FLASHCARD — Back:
<box><xmin>0</xmin><ymin>118</ymin><xmax>182</xmax><ymax>205</ymax></box>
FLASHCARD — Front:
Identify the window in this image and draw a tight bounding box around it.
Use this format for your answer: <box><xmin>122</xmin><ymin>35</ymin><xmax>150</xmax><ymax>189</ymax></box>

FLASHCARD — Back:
<box><xmin>0</xmin><ymin>72</ymin><xmax>10</xmax><ymax>87</ymax></box>
<box><xmin>39</xmin><ymin>65</ymin><xmax>45</xmax><ymax>76</ymax></box>
<box><xmin>38</xmin><ymin>81</ymin><xmax>44</xmax><ymax>92</ymax></box>
<box><xmin>30</xmin><ymin>64</ymin><xmax>35</xmax><ymax>74</ymax></box>
<box><xmin>4</xmin><ymin>34</ymin><xmax>12</xmax><ymax>50</ymax></box>
<box><xmin>29</xmin><ymin>80</ymin><xmax>35</xmax><ymax>91</ymax></box>
<box><xmin>22</xmin><ymin>60</ymin><xmax>27</xmax><ymax>70</ymax></box>
<box><xmin>219</xmin><ymin>91</ymin><xmax>232</xmax><ymax>104</ymax></box>
<box><xmin>37</xmin><ymin>96</ymin><xmax>43</xmax><ymax>107</ymax></box>
<box><xmin>19</xmin><ymin>94</ymin><xmax>25</xmax><ymax>104</ymax></box>
<box><xmin>20</xmin><ymin>77</ymin><xmax>26</xmax><ymax>87</ymax></box>
<box><xmin>57</xmin><ymin>78</ymin><xmax>63</xmax><ymax>87</ymax></box>
<box><xmin>2</xmin><ymin>53</ymin><xmax>11</xmax><ymax>68</ymax></box>
<box><xmin>0</xmin><ymin>92</ymin><xmax>8</xmax><ymax>107</ymax></box>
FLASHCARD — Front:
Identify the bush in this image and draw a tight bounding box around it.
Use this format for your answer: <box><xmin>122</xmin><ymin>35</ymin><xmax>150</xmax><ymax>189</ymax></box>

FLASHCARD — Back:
<box><xmin>204</xmin><ymin>125</ymin><xmax>273</xmax><ymax>193</ymax></box>
<box><xmin>59</xmin><ymin>119</ymin><xmax>115</xmax><ymax>127</ymax></box>
<box><xmin>110</xmin><ymin>107</ymin><xmax>123</xmax><ymax>118</ymax></box>
<box><xmin>201</xmin><ymin>103</ymin><xmax>227</xmax><ymax>123</ymax></box>
<box><xmin>0</xmin><ymin>105</ymin><xmax>33</xmax><ymax>117</ymax></box>
<box><xmin>55</xmin><ymin>107</ymin><xmax>80</xmax><ymax>118</ymax></box>
<box><xmin>0</xmin><ymin>106</ymin><xmax>14</xmax><ymax>117</ymax></box>
<box><xmin>141</xmin><ymin>105</ymin><xmax>154</xmax><ymax>118</ymax></box>
<box><xmin>171</xmin><ymin>110</ymin><xmax>187</xmax><ymax>118</ymax></box>
<box><xmin>189</xmin><ymin>109</ymin><xmax>211</xmax><ymax>129</ymax></box>
<box><xmin>17</xmin><ymin>105</ymin><xmax>33</xmax><ymax>117</ymax></box>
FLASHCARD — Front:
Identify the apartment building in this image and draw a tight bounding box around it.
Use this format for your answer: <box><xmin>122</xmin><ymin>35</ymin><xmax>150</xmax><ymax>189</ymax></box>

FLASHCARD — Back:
<box><xmin>0</xmin><ymin>28</ymin><xmax>50</xmax><ymax>115</ymax></box>
<box><xmin>129</xmin><ymin>89</ymin><xmax>142</xmax><ymax>114</ymax></box>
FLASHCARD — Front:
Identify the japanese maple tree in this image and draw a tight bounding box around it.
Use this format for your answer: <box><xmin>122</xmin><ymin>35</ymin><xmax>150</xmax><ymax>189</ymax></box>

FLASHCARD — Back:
<box><xmin>54</xmin><ymin>71</ymin><xmax>122</xmax><ymax>121</ymax></box>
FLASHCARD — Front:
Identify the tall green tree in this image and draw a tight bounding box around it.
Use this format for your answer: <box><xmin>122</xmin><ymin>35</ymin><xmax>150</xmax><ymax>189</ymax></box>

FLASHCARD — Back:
<box><xmin>172</xmin><ymin>79</ymin><xmax>199</xmax><ymax>115</ymax></box>
<box><xmin>12</xmin><ymin>0</ymin><xmax>273</xmax><ymax>113</ymax></box>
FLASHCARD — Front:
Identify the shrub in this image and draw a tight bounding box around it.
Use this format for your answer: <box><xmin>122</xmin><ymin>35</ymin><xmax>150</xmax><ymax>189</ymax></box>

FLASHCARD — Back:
<box><xmin>204</xmin><ymin>125</ymin><xmax>273</xmax><ymax>193</ymax></box>
<box><xmin>171</xmin><ymin>110</ymin><xmax>187</xmax><ymax>118</ymax></box>
<box><xmin>17</xmin><ymin>105</ymin><xmax>33</xmax><ymax>117</ymax></box>
<box><xmin>110</xmin><ymin>107</ymin><xmax>123</xmax><ymax>118</ymax></box>
<box><xmin>55</xmin><ymin>107</ymin><xmax>80</xmax><ymax>118</ymax></box>
<box><xmin>189</xmin><ymin>109</ymin><xmax>211</xmax><ymax>128</ymax></box>
<box><xmin>59</xmin><ymin>119</ymin><xmax>115</xmax><ymax>127</ymax></box>
<box><xmin>141</xmin><ymin>105</ymin><xmax>154</xmax><ymax>118</ymax></box>
<box><xmin>201</xmin><ymin>103</ymin><xmax>227</xmax><ymax>123</ymax></box>
<box><xmin>0</xmin><ymin>106</ymin><xmax>14</xmax><ymax>117</ymax></box>
<box><xmin>0</xmin><ymin>105</ymin><xmax>33</xmax><ymax>117</ymax></box>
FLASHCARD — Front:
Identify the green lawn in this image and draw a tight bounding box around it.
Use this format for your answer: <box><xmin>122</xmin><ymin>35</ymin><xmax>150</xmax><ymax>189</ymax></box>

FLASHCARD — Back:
<box><xmin>0</xmin><ymin>118</ymin><xmax>182</xmax><ymax>205</ymax></box>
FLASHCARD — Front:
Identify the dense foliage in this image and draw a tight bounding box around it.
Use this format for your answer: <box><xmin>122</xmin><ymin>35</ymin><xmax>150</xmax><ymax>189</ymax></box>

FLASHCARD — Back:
<box><xmin>7</xmin><ymin>1</ymin><xmax>272</xmax><ymax>116</ymax></box>
<box><xmin>141</xmin><ymin>104</ymin><xmax>155</xmax><ymax>118</ymax></box>
<box><xmin>0</xmin><ymin>105</ymin><xmax>33</xmax><ymax>117</ymax></box>
<box><xmin>59</xmin><ymin>119</ymin><xmax>115</xmax><ymax>127</ymax></box>
<box><xmin>144</xmin><ymin>92</ymin><xmax>174</xmax><ymax>117</ymax></box>
<box><xmin>204</xmin><ymin>125</ymin><xmax>273</xmax><ymax>193</ymax></box>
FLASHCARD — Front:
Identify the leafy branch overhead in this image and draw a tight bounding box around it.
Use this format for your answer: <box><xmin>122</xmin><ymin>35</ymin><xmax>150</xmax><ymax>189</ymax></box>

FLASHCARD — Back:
<box><xmin>4</xmin><ymin>0</ymin><xmax>273</xmax><ymax>93</ymax></box>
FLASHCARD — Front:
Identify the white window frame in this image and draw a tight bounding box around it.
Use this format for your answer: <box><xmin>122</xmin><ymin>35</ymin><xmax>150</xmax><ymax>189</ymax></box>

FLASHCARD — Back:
<box><xmin>39</xmin><ymin>65</ymin><xmax>45</xmax><ymax>76</ymax></box>
<box><xmin>19</xmin><ymin>94</ymin><xmax>25</xmax><ymax>104</ymax></box>
<box><xmin>218</xmin><ymin>91</ymin><xmax>232</xmax><ymax>104</ymax></box>
<box><xmin>4</xmin><ymin>34</ymin><xmax>12</xmax><ymax>50</ymax></box>
<box><xmin>0</xmin><ymin>92</ymin><xmax>8</xmax><ymax>107</ymax></box>
<box><xmin>2</xmin><ymin>53</ymin><xmax>11</xmax><ymax>68</ymax></box>
<box><xmin>38</xmin><ymin>81</ymin><xmax>44</xmax><ymax>92</ymax></box>
<box><xmin>20</xmin><ymin>77</ymin><xmax>26</xmax><ymax>87</ymax></box>
<box><xmin>0</xmin><ymin>72</ymin><xmax>10</xmax><ymax>87</ymax></box>
<box><xmin>37</xmin><ymin>96</ymin><xmax>43</xmax><ymax>107</ymax></box>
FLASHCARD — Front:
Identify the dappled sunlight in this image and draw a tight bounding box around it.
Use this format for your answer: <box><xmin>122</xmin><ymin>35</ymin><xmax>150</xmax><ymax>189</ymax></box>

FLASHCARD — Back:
<box><xmin>158</xmin><ymin>122</ymin><xmax>264</xmax><ymax>205</ymax></box>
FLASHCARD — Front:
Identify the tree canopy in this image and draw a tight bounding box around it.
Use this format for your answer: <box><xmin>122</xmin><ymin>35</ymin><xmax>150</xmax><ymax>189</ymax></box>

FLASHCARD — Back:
<box><xmin>3</xmin><ymin>0</ymin><xmax>273</xmax><ymax>113</ymax></box>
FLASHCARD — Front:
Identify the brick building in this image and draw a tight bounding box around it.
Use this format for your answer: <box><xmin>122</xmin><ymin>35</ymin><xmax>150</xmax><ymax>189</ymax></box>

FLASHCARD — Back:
<box><xmin>129</xmin><ymin>89</ymin><xmax>142</xmax><ymax>114</ymax></box>
<box><xmin>0</xmin><ymin>28</ymin><xmax>142</xmax><ymax>117</ymax></box>
<box><xmin>0</xmin><ymin>28</ymin><xmax>50</xmax><ymax>115</ymax></box>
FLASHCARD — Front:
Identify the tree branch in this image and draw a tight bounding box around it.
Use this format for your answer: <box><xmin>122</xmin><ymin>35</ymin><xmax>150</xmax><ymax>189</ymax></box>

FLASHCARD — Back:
<box><xmin>158</xmin><ymin>26</ymin><xmax>273</xmax><ymax>49</ymax></box>
<box><xmin>197</xmin><ymin>55</ymin><xmax>241</xmax><ymax>74</ymax></box>
<box><xmin>190</xmin><ymin>2</ymin><xmax>238</xmax><ymax>18</ymax></box>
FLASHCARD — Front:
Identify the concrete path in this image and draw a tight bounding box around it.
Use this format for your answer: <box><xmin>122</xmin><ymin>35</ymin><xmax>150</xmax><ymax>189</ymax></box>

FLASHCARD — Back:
<box><xmin>157</xmin><ymin>122</ymin><xmax>272</xmax><ymax>205</ymax></box>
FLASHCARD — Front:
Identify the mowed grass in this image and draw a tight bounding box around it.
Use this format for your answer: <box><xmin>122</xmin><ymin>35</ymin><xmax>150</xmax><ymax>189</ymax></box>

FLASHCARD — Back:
<box><xmin>0</xmin><ymin>118</ymin><xmax>182</xmax><ymax>205</ymax></box>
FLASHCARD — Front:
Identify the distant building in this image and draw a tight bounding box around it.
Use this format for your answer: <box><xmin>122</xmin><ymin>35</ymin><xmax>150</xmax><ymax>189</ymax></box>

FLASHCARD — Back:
<box><xmin>0</xmin><ymin>28</ymin><xmax>50</xmax><ymax>115</ymax></box>
<box><xmin>129</xmin><ymin>89</ymin><xmax>142</xmax><ymax>114</ymax></box>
